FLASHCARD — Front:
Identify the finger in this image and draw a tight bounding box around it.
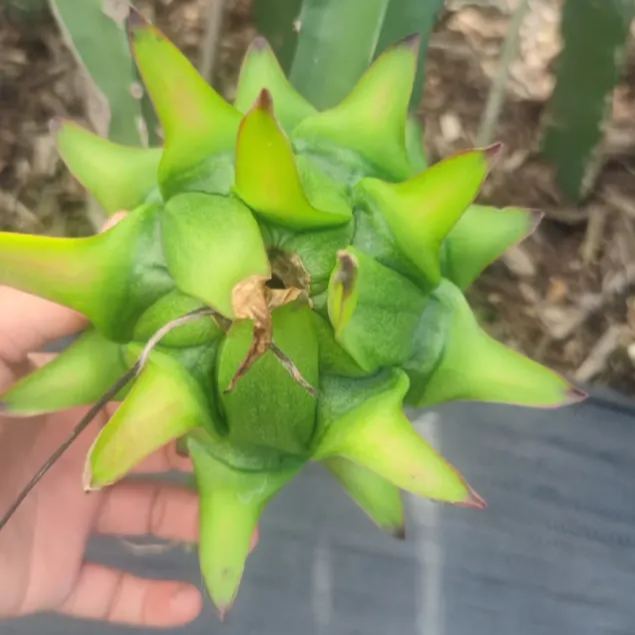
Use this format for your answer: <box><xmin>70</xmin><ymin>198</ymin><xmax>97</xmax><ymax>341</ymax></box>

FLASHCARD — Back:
<box><xmin>0</xmin><ymin>287</ymin><xmax>85</xmax><ymax>367</ymax></box>
<box><xmin>95</xmin><ymin>482</ymin><xmax>199</xmax><ymax>543</ymax></box>
<box><xmin>57</xmin><ymin>563</ymin><xmax>202</xmax><ymax>628</ymax></box>
<box><xmin>95</xmin><ymin>482</ymin><xmax>259</xmax><ymax>553</ymax></box>
<box><xmin>25</xmin><ymin>352</ymin><xmax>57</xmax><ymax>367</ymax></box>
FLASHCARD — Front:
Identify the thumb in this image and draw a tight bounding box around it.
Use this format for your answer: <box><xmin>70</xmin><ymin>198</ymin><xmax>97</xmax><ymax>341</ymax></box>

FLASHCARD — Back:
<box><xmin>0</xmin><ymin>288</ymin><xmax>86</xmax><ymax>369</ymax></box>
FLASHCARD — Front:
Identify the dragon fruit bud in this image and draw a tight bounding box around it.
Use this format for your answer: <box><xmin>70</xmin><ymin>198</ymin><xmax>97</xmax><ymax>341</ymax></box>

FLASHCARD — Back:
<box><xmin>0</xmin><ymin>18</ymin><xmax>584</xmax><ymax>617</ymax></box>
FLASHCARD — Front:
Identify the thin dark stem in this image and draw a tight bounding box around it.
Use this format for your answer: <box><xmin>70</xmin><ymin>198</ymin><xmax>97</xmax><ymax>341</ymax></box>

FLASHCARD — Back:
<box><xmin>0</xmin><ymin>365</ymin><xmax>138</xmax><ymax>532</ymax></box>
<box><xmin>270</xmin><ymin>342</ymin><xmax>318</xmax><ymax>397</ymax></box>
<box><xmin>0</xmin><ymin>307</ymin><xmax>222</xmax><ymax>532</ymax></box>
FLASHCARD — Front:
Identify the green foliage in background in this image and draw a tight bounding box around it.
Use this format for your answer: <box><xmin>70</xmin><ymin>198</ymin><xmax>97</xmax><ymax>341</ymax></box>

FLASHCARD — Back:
<box><xmin>5</xmin><ymin>0</ymin><xmax>49</xmax><ymax>21</ymax></box>
<box><xmin>263</xmin><ymin>0</ymin><xmax>443</xmax><ymax>109</ymax></box>
<box><xmin>289</xmin><ymin>0</ymin><xmax>391</xmax><ymax>109</ymax></box>
<box><xmin>47</xmin><ymin>0</ymin><xmax>635</xmax><ymax>200</ymax></box>
<box><xmin>543</xmin><ymin>0</ymin><xmax>634</xmax><ymax>200</ymax></box>
<box><xmin>252</xmin><ymin>0</ymin><xmax>302</xmax><ymax>72</ymax></box>
<box><xmin>378</xmin><ymin>0</ymin><xmax>445</xmax><ymax>107</ymax></box>
<box><xmin>49</xmin><ymin>0</ymin><xmax>146</xmax><ymax>145</ymax></box>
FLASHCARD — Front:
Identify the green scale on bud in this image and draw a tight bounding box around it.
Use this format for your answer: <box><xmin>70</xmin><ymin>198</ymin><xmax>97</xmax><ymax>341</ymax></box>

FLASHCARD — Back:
<box><xmin>0</xmin><ymin>10</ymin><xmax>585</xmax><ymax>617</ymax></box>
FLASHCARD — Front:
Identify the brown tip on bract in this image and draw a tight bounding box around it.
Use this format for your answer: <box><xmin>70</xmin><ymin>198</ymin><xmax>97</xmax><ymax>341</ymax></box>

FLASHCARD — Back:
<box><xmin>336</xmin><ymin>250</ymin><xmax>358</xmax><ymax>273</ymax></box>
<box><xmin>256</xmin><ymin>88</ymin><xmax>273</xmax><ymax>111</ymax></box>
<box><xmin>484</xmin><ymin>141</ymin><xmax>504</xmax><ymax>167</ymax></box>
<box><xmin>528</xmin><ymin>209</ymin><xmax>545</xmax><ymax>234</ymax></box>
<box><xmin>335</xmin><ymin>251</ymin><xmax>358</xmax><ymax>297</ymax></box>
<box><xmin>81</xmin><ymin>455</ymin><xmax>100</xmax><ymax>493</ymax></box>
<box><xmin>82</xmin><ymin>479</ymin><xmax>97</xmax><ymax>494</ymax></box>
<box><xmin>126</xmin><ymin>6</ymin><xmax>149</xmax><ymax>34</ymax></box>
<box><xmin>217</xmin><ymin>604</ymin><xmax>233</xmax><ymax>623</ymax></box>
<box><xmin>48</xmin><ymin>117</ymin><xmax>63</xmax><ymax>135</ymax></box>
<box><xmin>456</xmin><ymin>487</ymin><xmax>487</xmax><ymax>510</ymax></box>
<box><xmin>251</xmin><ymin>35</ymin><xmax>269</xmax><ymax>52</ymax></box>
<box><xmin>400</xmin><ymin>33</ymin><xmax>421</xmax><ymax>52</ymax></box>
<box><xmin>392</xmin><ymin>525</ymin><xmax>406</xmax><ymax>540</ymax></box>
<box><xmin>565</xmin><ymin>386</ymin><xmax>588</xmax><ymax>405</ymax></box>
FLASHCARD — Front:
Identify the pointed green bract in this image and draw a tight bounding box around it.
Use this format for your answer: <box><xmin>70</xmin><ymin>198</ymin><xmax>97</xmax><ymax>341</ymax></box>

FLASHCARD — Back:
<box><xmin>324</xmin><ymin>458</ymin><xmax>404</xmax><ymax>536</ymax></box>
<box><xmin>190</xmin><ymin>437</ymin><xmax>299</xmax><ymax>615</ymax></box>
<box><xmin>129</xmin><ymin>14</ymin><xmax>241</xmax><ymax>196</ymax></box>
<box><xmin>407</xmin><ymin>281</ymin><xmax>577</xmax><ymax>408</ymax></box>
<box><xmin>357</xmin><ymin>147</ymin><xmax>498</xmax><ymax>285</ymax></box>
<box><xmin>234</xmin><ymin>38</ymin><xmax>316</xmax><ymax>131</ymax></box>
<box><xmin>0</xmin><ymin>231</ymin><xmax>103</xmax><ymax>323</ymax></box>
<box><xmin>315</xmin><ymin>370</ymin><xmax>476</xmax><ymax>505</ymax></box>
<box><xmin>442</xmin><ymin>205</ymin><xmax>541</xmax><ymax>289</ymax></box>
<box><xmin>327</xmin><ymin>247</ymin><xmax>426</xmax><ymax>372</ymax></box>
<box><xmin>161</xmin><ymin>193</ymin><xmax>270</xmax><ymax>317</ymax></box>
<box><xmin>217</xmin><ymin>303</ymin><xmax>318</xmax><ymax>455</ymax></box>
<box><xmin>55</xmin><ymin>120</ymin><xmax>161</xmax><ymax>214</ymax></box>
<box><xmin>87</xmin><ymin>348</ymin><xmax>213</xmax><ymax>488</ymax></box>
<box><xmin>0</xmin><ymin>329</ymin><xmax>127</xmax><ymax>416</ymax></box>
<box><xmin>293</xmin><ymin>37</ymin><xmax>418</xmax><ymax>179</ymax></box>
<box><xmin>0</xmin><ymin>203</ymin><xmax>165</xmax><ymax>339</ymax></box>
<box><xmin>235</xmin><ymin>91</ymin><xmax>351</xmax><ymax>229</ymax></box>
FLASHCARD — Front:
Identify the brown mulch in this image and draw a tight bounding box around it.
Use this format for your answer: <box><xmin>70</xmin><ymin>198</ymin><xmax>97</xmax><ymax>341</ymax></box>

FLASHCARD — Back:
<box><xmin>0</xmin><ymin>0</ymin><xmax>633</xmax><ymax>394</ymax></box>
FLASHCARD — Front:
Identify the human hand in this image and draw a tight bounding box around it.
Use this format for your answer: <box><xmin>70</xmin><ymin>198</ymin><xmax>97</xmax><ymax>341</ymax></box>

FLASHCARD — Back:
<box><xmin>0</xmin><ymin>286</ymin><xmax>205</xmax><ymax>628</ymax></box>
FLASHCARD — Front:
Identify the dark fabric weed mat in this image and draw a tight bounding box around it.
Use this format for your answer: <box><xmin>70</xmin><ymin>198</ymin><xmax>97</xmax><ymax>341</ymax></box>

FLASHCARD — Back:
<box><xmin>4</xmin><ymin>392</ymin><xmax>635</xmax><ymax>635</ymax></box>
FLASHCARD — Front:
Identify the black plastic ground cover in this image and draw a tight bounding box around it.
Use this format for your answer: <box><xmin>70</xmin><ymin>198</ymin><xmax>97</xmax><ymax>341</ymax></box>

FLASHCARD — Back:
<box><xmin>4</xmin><ymin>392</ymin><xmax>635</xmax><ymax>635</ymax></box>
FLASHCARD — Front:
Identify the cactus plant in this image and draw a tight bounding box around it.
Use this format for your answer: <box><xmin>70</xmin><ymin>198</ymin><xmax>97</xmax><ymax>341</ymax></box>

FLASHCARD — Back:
<box><xmin>50</xmin><ymin>0</ymin><xmax>150</xmax><ymax>145</ymax></box>
<box><xmin>543</xmin><ymin>0</ymin><xmax>634</xmax><ymax>200</ymax></box>
<box><xmin>0</xmin><ymin>10</ymin><xmax>585</xmax><ymax>617</ymax></box>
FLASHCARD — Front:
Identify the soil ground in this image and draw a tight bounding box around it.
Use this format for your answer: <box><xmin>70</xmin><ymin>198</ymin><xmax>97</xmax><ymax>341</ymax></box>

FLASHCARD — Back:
<box><xmin>0</xmin><ymin>0</ymin><xmax>633</xmax><ymax>394</ymax></box>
